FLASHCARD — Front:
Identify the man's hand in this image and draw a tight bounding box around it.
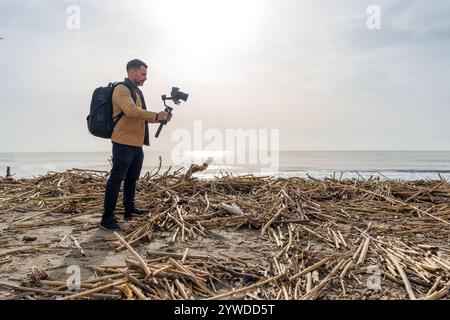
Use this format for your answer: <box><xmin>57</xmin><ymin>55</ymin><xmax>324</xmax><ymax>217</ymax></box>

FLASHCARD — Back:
<box><xmin>157</xmin><ymin>111</ymin><xmax>172</xmax><ymax>122</ymax></box>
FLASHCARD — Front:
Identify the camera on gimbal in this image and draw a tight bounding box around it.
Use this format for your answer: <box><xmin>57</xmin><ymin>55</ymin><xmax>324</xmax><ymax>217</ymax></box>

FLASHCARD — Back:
<box><xmin>155</xmin><ymin>87</ymin><xmax>189</xmax><ymax>138</ymax></box>
<box><xmin>170</xmin><ymin>87</ymin><xmax>189</xmax><ymax>105</ymax></box>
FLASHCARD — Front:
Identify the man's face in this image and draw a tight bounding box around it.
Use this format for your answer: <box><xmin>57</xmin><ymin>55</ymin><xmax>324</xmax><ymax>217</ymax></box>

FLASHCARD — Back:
<box><xmin>130</xmin><ymin>66</ymin><xmax>148</xmax><ymax>86</ymax></box>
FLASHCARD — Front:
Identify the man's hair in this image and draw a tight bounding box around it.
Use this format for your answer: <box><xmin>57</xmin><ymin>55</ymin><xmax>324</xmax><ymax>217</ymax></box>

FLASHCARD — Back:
<box><xmin>126</xmin><ymin>59</ymin><xmax>148</xmax><ymax>72</ymax></box>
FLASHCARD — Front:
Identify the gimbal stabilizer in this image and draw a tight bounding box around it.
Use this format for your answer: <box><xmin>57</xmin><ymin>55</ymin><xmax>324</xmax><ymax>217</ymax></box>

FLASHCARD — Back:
<box><xmin>155</xmin><ymin>87</ymin><xmax>189</xmax><ymax>138</ymax></box>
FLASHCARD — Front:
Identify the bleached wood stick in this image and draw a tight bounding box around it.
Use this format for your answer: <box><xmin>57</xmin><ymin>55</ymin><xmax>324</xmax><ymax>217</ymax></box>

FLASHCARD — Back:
<box><xmin>128</xmin><ymin>283</ymin><xmax>148</xmax><ymax>300</ymax></box>
<box><xmin>181</xmin><ymin>248</ymin><xmax>190</xmax><ymax>263</ymax></box>
<box><xmin>289</xmin><ymin>256</ymin><xmax>332</xmax><ymax>282</ymax></box>
<box><xmin>114</xmin><ymin>232</ymin><xmax>151</xmax><ymax>277</ymax></box>
<box><xmin>301</xmin><ymin>259</ymin><xmax>346</xmax><ymax>300</ymax></box>
<box><xmin>147</xmin><ymin>250</ymin><xmax>208</xmax><ymax>259</ymax></box>
<box><xmin>352</xmin><ymin>240</ymin><xmax>364</xmax><ymax>261</ymax></box>
<box><xmin>59</xmin><ymin>280</ymin><xmax>126</xmax><ymax>300</ymax></box>
<box><xmin>426</xmin><ymin>276</ymin><xmax>442</xmax><ymax>296</ymax></box>
<box><xmin>0</xmin><ymin>281</ymin><xmax>119</xmax><ymax>299</ymax></box>
<box><xmin>0</xmin><ymin>246</ymin><xmax>39</xmax><ymax>258</ymax></box>
<box><xmin>206</xmin><ymin>274</ymin><xmax>284</xmax><ymax>300</ymax></box>
<box><xmin>70</xmin><ymin>236</ymin><xmax>86</xmax><ymax>256</ymax></box>
<box><xmin>389</xmin><ymin>254</ymin><xmax>416</xmax><ymax>300</ymax></box>
<box><xmin>306</xmin><ymin>272</ymin><xmax>312</xmax><ymax>293</ymax></box>
<box><xmin>174</xmin><ymin>279</ymin><xmax>189</xmax><ymax>299</ymax></box>
<box><xmin>220</xmin><ymin>203</ymin><xmax>244</xmax><ymax>216</ymax></box>
<box><xmin>261</xmin><ymin>206</ymin><xmax>286</xmax><ymax>235</ymax></box>
<box><xmin>13</xmin><ymin>204</ymin><xmax>65</xmax><ymax>224</ymax></box>
<box><xmin>340</xmin><ymin>259</ymin><xmax>354</xmax><ymax>279</ymax></box>
<box><xmin>423</xmin><ymin>282</ymin><xmax>449</xmax><ymax>300</ymax></box>
<box><xmin>338</xmin><ymin>230</ymin><xmax>348</xmax><ymax>248</ymax></box>
<box><xmin>357</xmin><ymin>237</ymin><xmax>370</xmax><ymax>265</ymax></box>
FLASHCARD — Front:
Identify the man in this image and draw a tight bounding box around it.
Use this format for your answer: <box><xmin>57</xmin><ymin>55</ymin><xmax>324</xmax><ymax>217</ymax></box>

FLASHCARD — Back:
<box><xmin>100</xmin><ymin>59</ymin><xmax>172</xmax><ymax>231</ymax></box>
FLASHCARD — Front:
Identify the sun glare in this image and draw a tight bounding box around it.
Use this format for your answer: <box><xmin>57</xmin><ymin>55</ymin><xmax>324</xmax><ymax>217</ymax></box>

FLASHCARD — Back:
<box><xmin>151</xmin><ymin>0</ymin><xmax>266</xmax><ymax>62</ymax></box>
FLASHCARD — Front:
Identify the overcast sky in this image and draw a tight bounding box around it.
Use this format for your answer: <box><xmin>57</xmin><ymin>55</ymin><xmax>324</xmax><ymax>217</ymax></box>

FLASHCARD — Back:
<box><xmin>1</xmin><ymin>0</ymin><xmax>449</xmax><ymax>152</ymax></box>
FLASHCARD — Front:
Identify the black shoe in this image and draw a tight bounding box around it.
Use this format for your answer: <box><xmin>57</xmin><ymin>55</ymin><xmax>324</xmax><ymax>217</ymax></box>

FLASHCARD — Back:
<box><xmin>99</xmin><ymin>218</ymin><xmax>122</xmax><ymax>231</ymax></box>
<box><xmin>124</xmin><ymin>208</ymin><xmax>147</xmax><ymax>221</ymax></box>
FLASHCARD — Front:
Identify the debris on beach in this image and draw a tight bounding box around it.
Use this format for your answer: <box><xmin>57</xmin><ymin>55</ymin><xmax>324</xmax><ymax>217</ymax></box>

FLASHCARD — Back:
<box><xmin>0</xmin><ymin>161</ymin><xmax>449</xmax><ymax>300</ymax></box>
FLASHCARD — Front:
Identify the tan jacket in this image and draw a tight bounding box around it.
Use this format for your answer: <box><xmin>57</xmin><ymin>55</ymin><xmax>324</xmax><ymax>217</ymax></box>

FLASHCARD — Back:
<box><xmin>111</xmin><ymin>83</ymin><xmax>159</xmax><ymax>147</ymax></box>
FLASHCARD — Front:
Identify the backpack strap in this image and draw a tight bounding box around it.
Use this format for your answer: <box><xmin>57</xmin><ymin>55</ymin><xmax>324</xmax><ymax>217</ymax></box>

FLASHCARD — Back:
<box><xmin>112</xmin><ymin>112</ymin><xmax>124</xmax><ymax>129</ymax></box>
<box><xmin>111</xmin><ymin>81</ymin><xmax>138</xmax><ymax>129</ymax></box>
<box><xmin>120</xmin><ymin>80</ymin><xmax>138</xmax><ymax>103</ymax></box>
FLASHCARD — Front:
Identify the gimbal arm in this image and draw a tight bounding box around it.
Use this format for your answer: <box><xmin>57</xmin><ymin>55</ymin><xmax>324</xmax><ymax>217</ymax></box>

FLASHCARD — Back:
<box><xmin>155</xmin><ymin>95</ymin><xmax>176</xmax><ymax>138</ymax></box>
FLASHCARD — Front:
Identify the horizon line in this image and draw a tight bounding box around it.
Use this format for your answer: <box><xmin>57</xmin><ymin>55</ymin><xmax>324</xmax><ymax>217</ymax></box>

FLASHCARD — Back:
<box><xmin>1</xmin><ymin>149</ymin><xmax>450</xmax><ymax>154</ymax></box>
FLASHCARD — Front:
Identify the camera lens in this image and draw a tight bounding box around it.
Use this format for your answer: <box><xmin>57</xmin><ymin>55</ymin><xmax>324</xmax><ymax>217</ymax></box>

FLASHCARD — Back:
<box><xmin>177</xmin><ymin>91</ymin><xmax>189</xmax><ymax>102</ymax></box>
<box><xmin>170</xmin><ymin>87</ymin><xmax>189</xmax><ymax>102</ymax></box>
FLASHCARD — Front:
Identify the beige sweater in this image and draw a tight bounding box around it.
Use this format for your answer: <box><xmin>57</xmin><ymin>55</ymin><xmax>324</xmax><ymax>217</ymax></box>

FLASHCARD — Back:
<box><xmin>111</xmin><ymin>84</ymin><xmax>159</xmax><ymax>147</ymax></box>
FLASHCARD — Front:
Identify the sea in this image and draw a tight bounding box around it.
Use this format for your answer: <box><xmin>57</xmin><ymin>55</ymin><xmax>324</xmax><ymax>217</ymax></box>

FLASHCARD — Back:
<box><xmin>0</xmin><ymin>151</ymin><xmax>449</xmax><ymax>181</ymax></box>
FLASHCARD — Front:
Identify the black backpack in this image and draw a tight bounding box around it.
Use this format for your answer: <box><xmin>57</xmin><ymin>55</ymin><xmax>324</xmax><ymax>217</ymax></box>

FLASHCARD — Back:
<box><xmin>86</xmin><ymin>81</ymin><xmax>137</xmax><ymax>139</ymax></box>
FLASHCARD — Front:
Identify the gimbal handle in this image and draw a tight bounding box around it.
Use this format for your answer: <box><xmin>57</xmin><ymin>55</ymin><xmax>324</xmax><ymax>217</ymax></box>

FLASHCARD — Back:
<box><xmin>155</xmin><ymin>95</ymin><xmax>175</xmax><ymax>138</ymax></box>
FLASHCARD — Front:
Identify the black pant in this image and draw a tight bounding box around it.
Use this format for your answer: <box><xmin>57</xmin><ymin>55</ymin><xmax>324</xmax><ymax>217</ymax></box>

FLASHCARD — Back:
<box><xmin>103</xmin><ymin>142</ymin><xmax>144</xmax><ymax>219</ymax></box>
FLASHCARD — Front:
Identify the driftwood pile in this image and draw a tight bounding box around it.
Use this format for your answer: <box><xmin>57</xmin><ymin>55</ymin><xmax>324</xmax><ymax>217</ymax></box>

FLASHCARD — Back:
<box><xmin>0</xmin><ymin>162</ymin><xmax>449</xmax><ymax>300</ymax></box>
